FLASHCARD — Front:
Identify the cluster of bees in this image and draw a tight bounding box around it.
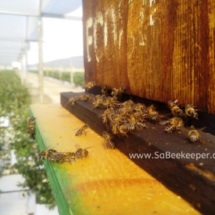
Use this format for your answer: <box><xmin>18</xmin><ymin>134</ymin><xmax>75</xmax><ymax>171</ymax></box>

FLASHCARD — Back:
<box><xmin>27</xmin><ymin>117</ymin><xmax>90</xmax><ymax>165</ymax></box>
<box><xmin>27</xmin><ymin>81</ymin><xmax>206</xmax><ymax>166</ymax></box>
<box><xmin>68</xmin><ymin>81</ymin><xmax>206</xmax><ymax>147</ymax></box>
<box><xmin>38</xmin><ymin>144</ymin><xmax>90</xmax><ymax>164</ymax></box>
<box><xmin>164</xmin><ymin>100</ymin><xmax>205</xmax><ymax>143</ymax></box>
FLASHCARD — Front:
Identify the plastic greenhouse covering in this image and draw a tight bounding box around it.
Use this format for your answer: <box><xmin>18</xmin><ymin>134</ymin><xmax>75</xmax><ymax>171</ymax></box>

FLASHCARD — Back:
<box><xmin>0</xmin><ymin>0</ymin><xmax>82</xmax><ymax>65</ymax></box>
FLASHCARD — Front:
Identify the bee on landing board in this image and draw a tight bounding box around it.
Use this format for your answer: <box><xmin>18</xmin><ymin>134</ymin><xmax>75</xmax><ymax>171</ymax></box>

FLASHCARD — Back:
<box><xmin>160</xmin><ymin>117</ymin><xmax>184</xmax><ymax>133</ymax></box>
<box><xmin>75</xmin><ymin>95</ymin><xmax>92</xmax><ymax>102</ymax></box>
<box><xmin>167</xmin><ymin>100</ymin><xmax>184</xmax><ymax>117</ymax></box>
<box><xmin>185</xmin><ymin>104</ymin><xmax>199</xmax><ymax>120</ymax></box>
<box><xmin>147</xmin><ymin>105</ymin><xmax>160</xmax><ymax>123</ymax></box>
<box><xmin>75</xmin><ymin>144</ymin><xmax>92</xmax><ymax>159</ymax></box>
<box><xmin>187</xmin><ymin>126</ymin><xmax>206</xmax><ymax>143</ymax></box>
<box><xmin>27</xmin><ymin>117</ymin><xmax>36</xmax><ymax>139</ymax></box>
<box><xmin>55</xmin><ymin>152</ymin><xmax>76</xmax><ymax>164</ymax></box>
<box><xmin>102</xmin><ymin>132</ymin><xmax>115</xmax><ymax>149</ymax></box>
<box><xmin>83</xmin><ymin>81</ymin><xmax>96</xmax><ymax>91</ymax></box>
<box><xmin>66</xmin><ymin>97</ymin><xmax>76</xmax><ymax>106</ymax></box>
<box><xmin>111</xmin><ymin>86</ymin><xmax>127</xmax><ymax>97</ymax></box>
<box><xmin>101</xmin><ymin>86</ymin><xmax>108</xmax><ymax>95</ymax></box>
<box><xmin>38</xmin><ymin>148</ymin><xmax>58</xmax><ymax>161</ymax></box>
<box><xmin>92</xmin><ymin>95</ymin><xmax>105</xmax><ymax>109</ymax></box>
<box><xmin>75</xmin><ymin>124</ymin><xmax>89</xmax><ymax>136</ymax></box>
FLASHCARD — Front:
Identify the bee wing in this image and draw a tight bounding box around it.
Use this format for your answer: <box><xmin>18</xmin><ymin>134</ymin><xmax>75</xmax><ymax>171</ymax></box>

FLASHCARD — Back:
<box><xmin>84</xmin><ymin>146</ymin><xmax>94</xmax><ymax>150</ymax></box>
<box><xmin>75</xmin><ymin>144</ymin><xmax>81</xmax><ymax>150</ymax></box>
<box><xmin>159</xmin><ymin>120</ymin><xmax>170</xmax><ymax>125</ymax></box>
<box><xmin>73</xmin><ymin>128</ymin><xmax>79</xmax><ymax>131</ymax></box>
<box><xmin>198</xmin><ymin>127</ymin><xmax>206</xmax><ymax>132</ymax></box>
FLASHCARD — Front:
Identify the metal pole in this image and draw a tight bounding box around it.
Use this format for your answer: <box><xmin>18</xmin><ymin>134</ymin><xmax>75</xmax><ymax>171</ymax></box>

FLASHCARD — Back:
<box><xmin>38</xmin><ymin>18</ymin><xmax>44</xmax><ymax>103</ymax></box>
<box><xmin>22</xmin><ymin>53</ymin><xmax>27</xmax><ymax>84</ymax></box>
<box><xmin>71</xmin><ymin>62</ymin><xmax>74</xmax><ymax>86</ymax></box>
<box><xmin>25</xmin><ymin>44</ymin><xmax>28</xmax><ymax>81</ymax></box>
<box><xmin>20</xmin><ymin>57</ymin><xmax>24</xmax><ymax>85</ymax></box>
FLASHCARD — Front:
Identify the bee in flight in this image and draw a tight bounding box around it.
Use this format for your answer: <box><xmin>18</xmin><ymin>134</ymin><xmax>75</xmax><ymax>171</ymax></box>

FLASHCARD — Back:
<box><xmin>27</xmin><ymin>117</ymin><xmax>36</xmax><ymax>139</ymax></box>
<box><xmin>185</xmin><ymin>104</ymin><xmax>199</xmax><ymax>119</ymax></box>
<box><xmin>187</xmin><ymin>126</ymin><xmax>206</xmax><ymax>143</ymax></box>
<box><xmin>75</xmin><ymin>124</ymin><xmax>89</xmax><ymax>136</ymax></box>
<box><xmin>102</xmin><ymin>132</ymin><xmax>115</xmax><ymax>149</ymax></box>
<box><xmin>83</xmin><ymin>81</ymin><xmax>96</xmax><ymax>91</ymax></box>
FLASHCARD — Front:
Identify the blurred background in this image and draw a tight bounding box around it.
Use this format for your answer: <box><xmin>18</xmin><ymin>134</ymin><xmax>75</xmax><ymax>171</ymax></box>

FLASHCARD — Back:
<box><xmin>0</xmin><ymin>0</ymin><xmax>85</xmax><ymax>214</ymax></box>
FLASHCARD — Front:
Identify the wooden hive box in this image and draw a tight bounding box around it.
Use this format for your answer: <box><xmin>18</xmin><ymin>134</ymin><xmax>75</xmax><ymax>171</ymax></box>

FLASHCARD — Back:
<box><xmin>83</xmin><ymin>0</ymin><xmax>215</xmax><ymax>114</ymax></box>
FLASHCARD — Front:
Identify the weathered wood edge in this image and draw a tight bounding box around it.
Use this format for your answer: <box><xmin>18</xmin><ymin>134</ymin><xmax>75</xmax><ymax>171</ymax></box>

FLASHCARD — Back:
<box><xmin>61</xmin><ymin>91</ymin><xmax>215</xmax><ymax>215</ymax></box>
<box><xmin>29</xmin><ymin>107</ymin><xmax>71</xmax><ymax>215</ymax></box>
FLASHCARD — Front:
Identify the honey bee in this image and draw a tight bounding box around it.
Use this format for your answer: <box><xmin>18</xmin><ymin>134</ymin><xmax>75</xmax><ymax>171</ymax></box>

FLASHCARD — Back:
<box><xmin>92</xmin><ymin>95</ymin><xmax>105</xmax><ymax>109</ymax></box>
<box><xmin>38</xmin><ymin>148</ymin><xmax>57</xmax><ymax>161</ymax></box>
<box><xmin>167</xmin><ymin>100</ymin><xmax>184</xmax><ymax>117</ymax></box>
<box><xmin>135</xmin><ymin>122</ymin><xmax>147</xmax><ymax>130</ymax></box>
<box><xmin>102</xmin><ymin>109</ymin><xmax>112</xmax><ymax>125</ymax></box>
<box><xmin>67</xmin><ymin>97</ymin><xmax>76</xmax><ymax>106</ymax></box>
<box><xmin>110</xmin><ymin>121</ymin><xmax>119</xmax><ymax>134</ymax></box>
<box><xmin>111</xmin><ymin>86</ymin><xmax>126</xmax><ymax>97</ymax></box>
<box><xmin>161</xmin><ymin>117</ymin><xmax>184</xmax><ymax>133</ymax></box>
<box><xmin>83</xmin><ymin>81</ymin><xmax>96</xmax><ymax>91</ymax></box>
<box><xmin>187</xmin><ymin>126</ymin><xmax>206</xmax><ymax>143</ymax></box>
<box><xmin>102</xmin><ymin>132</ymin><xmax>115</xmax><ymax>149</ymax></box>
<box><xmin>147</xmin><ymin>105</ymin><xmax>160</xmax><ymax>123</ymax></box>
<box><xmin>75</xmin><ymin>144</ymin><xmax>91</xmax><ymax>159</ymax></box>
<box><xmin>75</xmin><ymin>124</ymin><xmax>89</xmax><ymax>136</ymax></box>
<box><xmin>75</xmin><ymin>95</ymin><xmax>92</xmax><ymax>102</ymax></box>
<box><xmin>134</xmin><ymin>103</ymin><xmax>146</xmax><ymax>114</ymax></box>
<box><xmin>132</xmin><ymin>112</ymin><xmax>146</xmax><ymax>123</ymax></box>
<box><xmin>122</xmin><ymin>100</ymin><xmax>134</xmax><ymax>108</ymax></box>
<box><xmin>55</xmin><ymin>152</ymin><xmax>76</xmax><ymax>164</ymax></box>
<box><xmin>185</xmin><ymin>104</ymin><xmax>198</xmax><ymax>119</ymax></box>
<box><xmin>119</xmin><ymin>124</ymin><xmax>134</xmax><ymax>137</ymax></box>
<box><xmin>102</xmin><ymin>96</ymin><xmax>119</xmax><ymax>109</ymax></box>
<box><xmin>27</xmin><ymin>117</ymin><xmax>36</xmax><ymax>139</ymax></box>
<box><xmin>101</xmin><ymin>86</ymin><xmax>108</xmax><ymax>95</ymax></box>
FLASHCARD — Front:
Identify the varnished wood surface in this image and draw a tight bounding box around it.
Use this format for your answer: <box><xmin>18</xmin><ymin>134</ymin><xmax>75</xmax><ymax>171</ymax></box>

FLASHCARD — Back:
<box><xmin>83</xmin><ymin>0</ymin><xmax>215</xmax><ymax>114</ymax></box>
<box><xmin>31</xmin><ymin>104</ymin><xmax>201</xmax><ymax>215</ymax></box>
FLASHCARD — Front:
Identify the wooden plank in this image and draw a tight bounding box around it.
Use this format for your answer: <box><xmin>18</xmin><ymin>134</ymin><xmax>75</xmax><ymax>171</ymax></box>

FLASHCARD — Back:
<box><xmin>31</xmin><ymin>103</ymin><xmax>201</xmax><ymax>215</ymax></box>
<box><xmin>83</xmin><ymin>0</ymin><xmax>215</xmax><ymax>114</ymax></box>
<box><xmin>61</xmin><ymin>91</ymin><xmax>215</xmax><ymax>214</ymax></box>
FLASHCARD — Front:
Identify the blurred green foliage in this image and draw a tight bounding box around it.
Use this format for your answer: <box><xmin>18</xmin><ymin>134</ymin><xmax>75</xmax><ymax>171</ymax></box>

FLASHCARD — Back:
<box><xmin>30</xmin><ymin>70</ymin><xmax>84</xmax><ymax>86</ymax></box>
<box><xmin>0</xmin><ymin>70</ymin><xmax>56</xmax><ymax>208</ymax></box>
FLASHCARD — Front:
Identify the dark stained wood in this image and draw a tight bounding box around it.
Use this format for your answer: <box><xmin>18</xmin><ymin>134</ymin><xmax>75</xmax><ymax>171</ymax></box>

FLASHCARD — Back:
<box><xmin>82</xmin><ymin>0</ymin><xmax>215</xmax><ymax>114</ymax></box>
<box><xmin>61</xmin><ymin>91</ymin><xmax>215</xmax><ymax>215</ymax></box>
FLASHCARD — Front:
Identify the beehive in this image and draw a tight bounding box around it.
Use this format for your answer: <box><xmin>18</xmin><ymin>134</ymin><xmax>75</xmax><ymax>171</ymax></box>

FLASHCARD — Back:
<box><xmin>83</xmin><ymin>0</ymin><xmax>215</xmax><ymax>113</ymax></box>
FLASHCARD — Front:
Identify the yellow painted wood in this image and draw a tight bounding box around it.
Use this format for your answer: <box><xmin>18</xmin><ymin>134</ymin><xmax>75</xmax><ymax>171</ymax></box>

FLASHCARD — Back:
<box><xmin>31</xmin><ymin>104</ymin><xmax>201</xmax><ymax>215</ymax></box>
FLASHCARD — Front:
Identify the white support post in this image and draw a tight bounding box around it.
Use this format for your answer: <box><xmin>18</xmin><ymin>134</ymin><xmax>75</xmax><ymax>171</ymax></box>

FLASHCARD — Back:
<box><xmin>71</xmin><ymin>62</ymin><xmax>75</xmax><ymax>86</ymax></box>
<box><xmin>25</xmin><ymin>45</ymin><xmax>28</xmax><ymax>81</ymax></box>
<box><xmin>20</xmin><ymin>57</ymin><xmax>24</xmax><ymax>85</ymax></box>
<box><xmin>38</xmin><ymin>18</ymin><xmax>44</xmax><ymax>103</ymax></box>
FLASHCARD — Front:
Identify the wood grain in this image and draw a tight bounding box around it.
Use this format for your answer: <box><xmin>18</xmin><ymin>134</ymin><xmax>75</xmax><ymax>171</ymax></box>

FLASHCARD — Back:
<box><xmin>83</xmin><ymin>0</ymin><xmax>215</xmax><ymax>114</ymax></box>
<box><xmin>31</xmin><ymin>103</ymin><xmax>201</xmax><ymax>215</ymax></box>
